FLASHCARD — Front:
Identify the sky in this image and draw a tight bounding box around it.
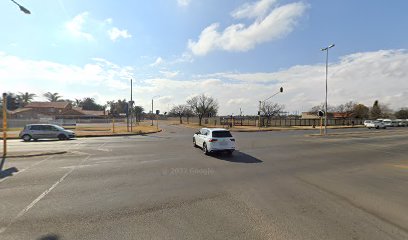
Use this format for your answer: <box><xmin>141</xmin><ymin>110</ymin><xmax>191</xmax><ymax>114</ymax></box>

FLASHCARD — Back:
<box><xmin>0</xmin><ymin>0</ymin><xmax>407</xmax><ymax>115</ymax></box>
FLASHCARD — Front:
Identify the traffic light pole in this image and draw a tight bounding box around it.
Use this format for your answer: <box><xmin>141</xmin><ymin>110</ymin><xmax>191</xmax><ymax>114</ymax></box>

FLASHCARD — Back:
<box><xmin>130</xmin><ymin>79</ymin><xmax>133</xmax><ymax>132</ymax></box>
<box><xmin>258</xmin><ymin>87</ymin><xmax>283</xmax><ymax>128</ymax></box>
<box><xmin>2</xmin><ymin>93</ymin><xmax>7</xmax><ymax>158</ymax></box>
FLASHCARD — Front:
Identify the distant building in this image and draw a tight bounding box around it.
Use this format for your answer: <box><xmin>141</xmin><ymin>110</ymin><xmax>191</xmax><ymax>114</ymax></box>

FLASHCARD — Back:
<box><xmin>10</xmin><ymin>102</ymin><xmax>106</xmax><ymax>119</ymax></box>
<box><xmin>301</xmin><ymin>112</ymin><xmax>319</xmax><ymax>119</ymax></box>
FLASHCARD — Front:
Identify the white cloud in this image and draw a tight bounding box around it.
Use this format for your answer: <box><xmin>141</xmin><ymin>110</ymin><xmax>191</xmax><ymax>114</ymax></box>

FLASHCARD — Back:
<box><xmin>231</xmin><ymin>0</ymin><xmax>277</xmax><ymax>19</ymax></box>
<box><xmin>188</xmin><ymin>1</ymin><xmax>307</xmax><ymax>56</ymax></box>
<box><xmin>150</xmin><ymin>57</ymin><xmax>164</xmax><ymax>67</ymax></box>
<box><xmin>65</xmin><ymin>13</ymin><xmax>131</xmax><ymax>42</ymax></box>
<box><xmin>104</xmin><ymin>18</ymin><xmax>113</xmax><ymax>24</ymax></box>
<box><xmin>177</xmin><ymin>0</ymin><xmax>191</xmax><ymax>7</ymax></box>
<box><xmin>107</xmin><ymin>27</ymin><xmax>132</xmax><ymax>41</ymax></box>
<box><xmin>65</xmin><ymin>12</ymin><xmax>94</xmax><ymax>41</ymax></box>
<box><xmin>1</xmin><ymin>49</ymin><xmax>407</xmax><ymax>115</ymax></box>
<box><xmin>0</xmin><ymin>52</ymin><xmax>133</xmax><ymax>103</ymax></box>
<box><xmin>160</xmin><ymin>70</ymin><xmax>179</xmax><ymax>78</ymax></box>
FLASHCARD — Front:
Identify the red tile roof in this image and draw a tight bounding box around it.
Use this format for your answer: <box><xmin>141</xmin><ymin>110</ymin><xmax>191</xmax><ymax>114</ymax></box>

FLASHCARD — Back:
<box><xmin>25</xmin><ymin>102</ymin><xmax>70</xmax><ymax>109</ymax></box>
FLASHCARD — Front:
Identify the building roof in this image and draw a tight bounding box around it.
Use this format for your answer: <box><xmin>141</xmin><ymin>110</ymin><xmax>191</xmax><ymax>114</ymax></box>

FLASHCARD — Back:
<box><xmin>79</xmin><ymin>110</ymin><xmax>105</xmax><ymax>116</ymax></box>
<box><xmin>9</xmin><ymin>108</ymin><xmax>32</xmax><ymax>114</ymax></box>
<box><xmin>25</xmin><ymin>102</ymin><xmax>70</xmax><ymax>109</ymax></box>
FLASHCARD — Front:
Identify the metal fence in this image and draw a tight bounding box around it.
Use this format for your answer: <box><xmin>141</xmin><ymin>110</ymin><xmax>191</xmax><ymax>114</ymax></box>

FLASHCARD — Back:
<box><xmin>0</xmin><ymin>118</ymin><xmax>127</xmax><ymax>128</ymax></box>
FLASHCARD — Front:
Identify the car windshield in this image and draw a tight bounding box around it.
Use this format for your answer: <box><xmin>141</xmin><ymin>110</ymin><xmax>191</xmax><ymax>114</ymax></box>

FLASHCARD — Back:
<box><xmin>212</xmin><ymin>131</ymin><xmax>232</xmax><ymax>138</ymax></box>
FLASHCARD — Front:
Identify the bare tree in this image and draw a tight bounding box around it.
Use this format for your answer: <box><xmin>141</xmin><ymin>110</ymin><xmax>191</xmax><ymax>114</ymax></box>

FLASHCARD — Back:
<box><xmin>184</xmin><ymin>107</ymin><xmax>195</xmax><ymax>124</ymax></box>
<box><xmin>309</xmin><ymin>103</ymin><xmax>335</xmax><ymax>118</ymax></box>
<box><xmin>336</xmin><ymin>101</ymin><xmax>356</xmax><ymax>119</ymax></box>
<box><xmin>170</xmin><ymin>104</ymin><xmax>188</xmax><ymax>124</ymax></box>
<box><xmin>187</xmin><ymin>94</ymin><xmax>218</xmax><ymax>126</ymax></box>
<box><xmin>261</xmin><ymin>101</ymin><xmax>284</xmax><ymax>126</ymax></box>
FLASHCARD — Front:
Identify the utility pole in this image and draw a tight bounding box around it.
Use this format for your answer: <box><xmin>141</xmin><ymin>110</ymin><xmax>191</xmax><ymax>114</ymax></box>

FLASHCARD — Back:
<box><xmin>258</xmin><ymin>101</ymin><xmax>261</xmax><ymax>128</ymax></box>
<box><xmin>130</xmin><ymin>79</ymin><xmax>133</xmax><ymax>132</ymax></box>
<box><xmin>2</xmin><ymin>93</ymin><xmax>7</xmax><ymax>158</ymax></box>
<box><xmin>151</xmin><ymin>99</ymin><xmax>154</xmax><ymax>126</ymax></box>
<box><xmin>321</xmin><ymin>44</ymin><xmax>335</xmax><ymax>135</ymax></box>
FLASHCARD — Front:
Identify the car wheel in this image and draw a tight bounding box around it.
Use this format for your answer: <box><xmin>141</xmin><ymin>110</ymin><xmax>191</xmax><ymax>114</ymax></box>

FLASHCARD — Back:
<box><xmin>58</xmin><ymin>134</ymin><xmax>67</xmax><ymax>140</ymax></box>
<box><xmin>202</xmin><ymin>143</ymin><xmax>209</xmax><ymax>155</ymax></box>
<box><xmin>376</xmin><ymin>126</ymin><xmax>379</xmax><ymax>129</ymax></box>
<box><xmin>22</xmin><ymin>134</ymin><xmax>32</xmax><ymax>142</ymax></box>
<box><xmin>193</xmin><ymin>138</ymin><xmax>197</xmax><ymax>148</ymax></box>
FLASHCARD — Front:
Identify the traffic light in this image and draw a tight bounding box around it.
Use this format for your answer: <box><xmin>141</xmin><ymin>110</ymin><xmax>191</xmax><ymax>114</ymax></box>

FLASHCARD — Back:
<box><xmin>318</xmin><ymin>110</ymin><xmax>324</xmax><ymax>117</ymax></box>
<box><xmin>124</xmin><ymin>102</ymin><xmax>129</xmax><ymax>115</ymax></box>
<box><xmin>280</xmin><ymin>87</ymin><xmax>283</xmax><ymax>93</ymax></box>
<box><xmin>6</xmin><ymin>95</ymin><xmax>19</xmax><ymax>110</ymax></box>
<box><xmin>156</xmin><ymin>110</ymin><xmax>160</xmax><ymax>115</ymax></box>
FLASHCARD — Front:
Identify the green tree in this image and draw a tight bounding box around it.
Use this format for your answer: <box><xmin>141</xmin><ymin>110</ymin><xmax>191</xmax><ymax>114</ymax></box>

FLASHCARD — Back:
<box><xmin>370</xmin><ymin>100</ymin><xmax>382</xmax><ymax>119</ymax></box>
<box><xmin>107</xmin><ymin>99</ymin><xmax>128</xmax><ymax>117</ymax></box>
<box><xmin>17</xmin><ymin>92</ymin><xmax>36</xmax><ymax>107</ymax></box>
<box><xmin>352</xmin><ymin>104</ymin><xmax>369</xmax><ymax>119</ymax></box>
<box><xmin>133</xmin><ymin>106</ymin><xmax>144</xmax><ymax>122</ymax></box>
<box><xmin>43</xmin><ymin>92</ymin><xmax>62</xmax><ymax>102</ymax></box>
<box><xmin>187</xmin><ymin>94</ymin><xmax>218</xmax><ymax>126</ymax></box>
<box><xmin>80</xmin><ymin>97</ymin><xmax>105</xmax><ymax>111</ymax></box>
<box><xmin>395</xmin><ymin>108</ymin><xmax>408</xmax><ymax>119</ymax></box>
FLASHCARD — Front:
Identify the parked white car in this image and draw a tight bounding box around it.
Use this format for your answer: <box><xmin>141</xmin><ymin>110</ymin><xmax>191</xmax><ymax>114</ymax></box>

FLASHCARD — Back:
<box><xmin>366</xmin><ymin>121</ymin><xmax>386</xmax><ymax>129</ymax></box>
<box><xmin>382</xmin><ymin>119</ymin><xmax>399</xmax><ymax>127</ymax></box>
<box><xmin>363</xmin><ymin>120</ymin><xmax>373</xmax><ymax>127</ymax></box>
<box><xmin>193</xmin><ymin>128</ymin><xmax>236</xmax><ymax>155</ymax></box>
<box><xmin>396</xmin><ymin>119</ymin><xmax>408</xmax><ymax>127</ymax></box>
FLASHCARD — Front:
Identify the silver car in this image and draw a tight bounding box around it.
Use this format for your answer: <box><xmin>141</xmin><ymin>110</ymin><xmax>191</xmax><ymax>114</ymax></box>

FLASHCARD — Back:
<box><xmin>19</xmin><ymin>124</ymin><xmax>76</xmax><ymax>141</ymax></box>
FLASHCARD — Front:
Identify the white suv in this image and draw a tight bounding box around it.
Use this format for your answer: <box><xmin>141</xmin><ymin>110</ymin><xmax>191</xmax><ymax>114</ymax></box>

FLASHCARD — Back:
<box><xmin>193</xmin><ymin>128</ymin><xmax>236</xmax><ymax>155</ymax></box>
<box><xmin>366</xmin><ymin>121</ymin><xmax>386</xmax><ymax>129</ymax></box>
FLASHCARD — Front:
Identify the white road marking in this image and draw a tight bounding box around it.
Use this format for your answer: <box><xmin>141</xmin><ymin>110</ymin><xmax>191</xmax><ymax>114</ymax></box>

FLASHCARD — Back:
<box><xmin>0</xmin><ymin>155</ymin><xmax>91</xmax><ymax>235</ymax></box>
<box><xmin>0</xmin><ymin>155</ymin><xmax>54</xmax><ymax>184</ymax></box>
<box><xmin>96</xmin><ymin>142</ymin><xmax>112</xmax><ymax>152</ymax></box>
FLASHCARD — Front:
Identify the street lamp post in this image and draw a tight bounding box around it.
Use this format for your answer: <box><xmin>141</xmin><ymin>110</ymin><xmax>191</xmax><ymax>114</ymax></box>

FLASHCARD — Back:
<box><xmin>151</xmin><ymin>95</ymin><xmax>160</xmax><ymax>126</ymax></box>
<box><xmin>321</xmin><ymin>44</ymin><xmax>335</xmax><ymax>135</ymax></box>
<box><xmin>10</xmin><ymin>0</ymin><xmax>31</xmax><ymax>14</ymax></box>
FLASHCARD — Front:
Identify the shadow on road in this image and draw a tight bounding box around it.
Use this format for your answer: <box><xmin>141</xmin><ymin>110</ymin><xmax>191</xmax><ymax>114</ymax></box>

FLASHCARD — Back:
<box><xmin>212</xmin><ymin>151</ymin><xmax>263</xmax><ymax>164</ymax></box>
<box><xmin>21</xmin><ymin>139</ymin><xmax>76</xmax><ymax>143</ymax></box>
<box><xmin>0</xmin><ymin>156</ymin><xmax>19</xmax><ymax>179</ymax></box>
<box><xmin>37</xmin><ymin>234</ymin><xmax>60</xmax><ymax>240</ymax></box>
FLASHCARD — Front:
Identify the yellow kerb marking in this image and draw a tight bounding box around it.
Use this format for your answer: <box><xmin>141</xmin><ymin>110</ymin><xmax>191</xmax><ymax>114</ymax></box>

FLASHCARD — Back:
<box><xmin>392</xmin><ymin>164</ymin><xmax>408</xmax><ymax>169</ymax></box>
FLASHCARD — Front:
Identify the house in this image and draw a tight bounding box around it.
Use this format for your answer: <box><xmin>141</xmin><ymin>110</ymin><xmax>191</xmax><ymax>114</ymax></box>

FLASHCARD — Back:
<box><xmin>301</xmin><ymin>112</ymin><xmax>319</xmax><ymax>119</ymax></box>
<box><xmin>10</xmin><ymin>102</ymin><xmax>106</xmax><ymax>119</ymax></box>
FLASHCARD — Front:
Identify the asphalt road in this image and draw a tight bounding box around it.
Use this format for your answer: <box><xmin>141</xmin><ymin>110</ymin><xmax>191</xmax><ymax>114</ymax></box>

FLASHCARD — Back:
<box><xmin>1</xmin><ymin>125</ymin><xmax>408</xmax><ymax>240</ymax></box>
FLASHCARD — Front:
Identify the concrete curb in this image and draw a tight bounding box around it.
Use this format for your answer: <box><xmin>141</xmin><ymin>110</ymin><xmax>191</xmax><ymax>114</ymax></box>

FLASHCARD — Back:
<box><xmin>308</xmin><ymin>129</ymin><xmax>404</xmax><ymax>137</ymax></box>
<box><xmin>229</xmin><ymin>126</ymin><xmax>365</xmax><ymax>132</ymax></box>
<box><xmin>5</xmin><ymin>151</ymin><xmax>68</xmax><ymax>158</ymax></box>
<box><xmin>2</xmin><ymin>129</ymin><xmax>162</xmax><ymax>140</ymax></box>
